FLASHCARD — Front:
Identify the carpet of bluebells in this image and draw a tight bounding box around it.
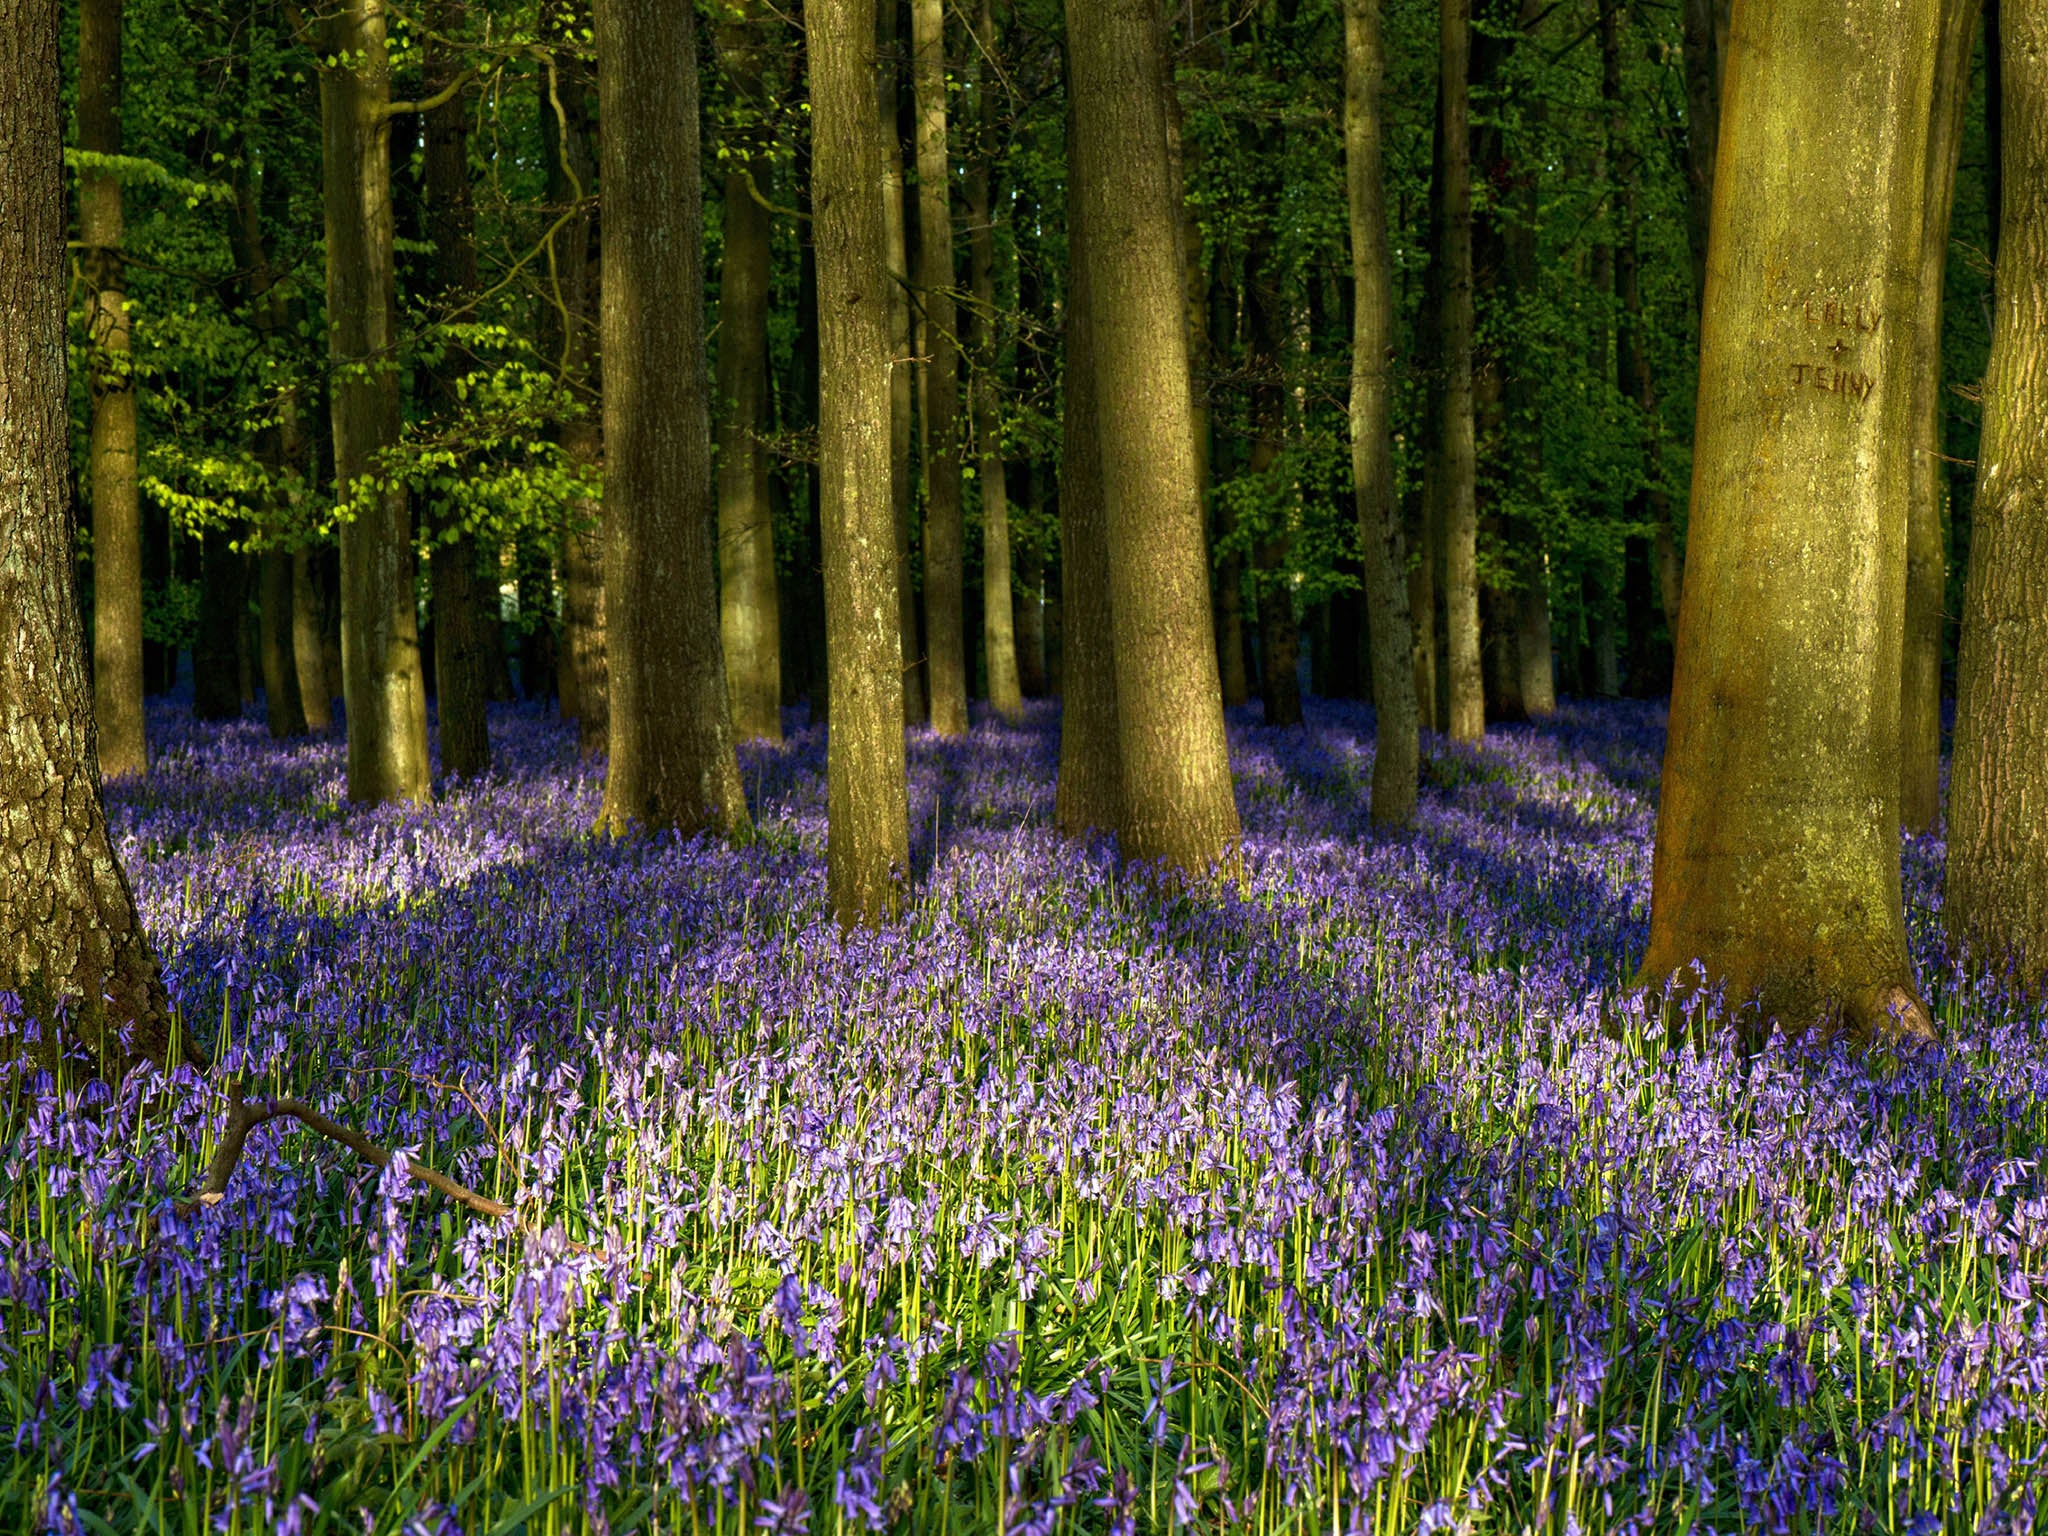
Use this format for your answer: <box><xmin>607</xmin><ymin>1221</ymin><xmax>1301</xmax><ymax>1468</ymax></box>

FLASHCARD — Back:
<box><xmin>6</xmin><ymin>694</ymin><xmax>2048</xmax><ymax>1535</ymax></box>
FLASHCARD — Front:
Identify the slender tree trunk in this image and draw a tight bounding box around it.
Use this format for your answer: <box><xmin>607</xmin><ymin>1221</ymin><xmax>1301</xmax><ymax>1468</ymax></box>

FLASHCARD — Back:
<box><xmin>808</xmin><ymin>0</ymin><xmax>910</xmax><ymax>923</ymax></box>
<box><xmin>879</xmin><ymin>1</ymin><xmax>925</xmax><ymax>728</ymax></box>
<box><xmin>1245</xmin><ymin>244</ymin><xmax>1301</xmax><ymax>729</ymax></box>
<box><xmin>0</xmin><ymin>0</ymin><xmax>177</xmax><ymax>1068</ymax></box>
<box><xmin>258</xmin><ymin>552</ymin><xmax>304</xmax><ymax>739</ymax></box>
<box><xmin>715</xmin><ymin>1</ymin><xmax>783</xmax><ymax>744</ymax></box>
<box><xmin>1436</xmin><ymin>0</ymin><xmax>1483</xmax><ymax>740</ymax></box>
<box><xmin>1902</xmin><ymin>0</ymin><xmax>1982</xmax><ymax>833</ymax></box>
<box><xmin>594</xmin><ymin>0</ymin><xmax>746</xmax><ymax>837</ymax></box>
<box><xmin>194</xmin><ymin>525</ymin><xmax>245</xmax><ymax>721</ymax></box>
<box><xmin>1640</xmin><ymin>0</ymin><xmax>1941</xmax><ymax>1044</ymax></box>
<box><xmin>291</xmin><ymin>549</ymin><xmax>332</xmax><ymax>730</ymax></box>
<box><xmin>316</xmin><ymin>0</ymin><xmax>432</xmax><ymax>803</ymax></box>
<box><xmin>1345</xmin><ymin>0</ymin><xmax>1418</xmax><ymax>825</ymax></box>
<box><xmin>912</xmin><ymin>0</ymin><xmax>967</xmax><ymax>734</ymax></box>
<box><xmin>424</xmin><ymin>14</ymin><xmax>490</xmax><ymax>778</ymax></box>
<box><xmin>966</xmin><ymin>0</ymin><xmax>1022</xmax><ymax>723</ymax></box>
<box><xmin>79</xmin><ymin>0</ymin><xmax>144</xmax><ymax>780</ymax></box>
<box><xmin>1067</xmin><ymin>0</ymin><xmax>1240</xmax><ymax>871</ymax></box>
<box><xmin>1015</xmin><ymin>527</ymin><xmax>1047</xmax><ymax>696</ymax></box>
<box><xmin>1948</xmin><ymin>0</ymin><xmax>2047</xmax><ymax>970</ymax></box>
<box><xmin>1681</xmin><ymin>0</ymin><xmax>1718</xmax><ymax>309</ymax></box>
<box><xmin>1054</xmin><ymin>92</ymin><xmax>1123</xmax><ymax>839</ymax></box>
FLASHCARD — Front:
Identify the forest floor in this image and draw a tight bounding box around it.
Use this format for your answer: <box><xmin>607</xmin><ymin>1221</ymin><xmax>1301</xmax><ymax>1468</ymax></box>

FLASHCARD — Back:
<box><xmin>5</xmin><ymin>695</ymin><xmax>2044</xmax><ymax>1534</ymax></box>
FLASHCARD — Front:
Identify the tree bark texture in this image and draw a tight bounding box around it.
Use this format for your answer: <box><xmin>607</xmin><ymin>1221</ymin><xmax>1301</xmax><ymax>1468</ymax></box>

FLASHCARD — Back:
<box><xmin>424</xmin><ymin>16</ymin><xmax>490</xmax><ymax>778</ymax></box>
<box><xmin>1948</xmin><ymin>0</ymin><xmax>2048</xmax><ymax>970</ymax></box>
<box><xmin>258</xmin><ymin>551</ymin><xmax>305</xmax><ymax>739</ymax></box>
<box><xmin>967</xmin><ymin>0</ymin><xmax>1022</xmax><ymax>723</ymax></box>
<box><xmin>1901</xmin><ymin>0</ymin><xmax>1981</xmax><ymax>834</ymax></box>
<box><xmin>809</xmin><ymin>0</ymin><xmax>910</xmax><ymax>924</ymax></box>
<box><xmin>318</xmin><ymin>0</ymin><xmax>432</xmax><ymax>803</ymax></box>
<box><xmin>715</xmin><ymin>2</ymin><xmax>783</xmax><ymax>745</ymax></box>
<box><xmin>0</xmin><ymin>0</ymin><xmax>177</xmax><ymax>1069</ymax></box>
<box><xmin>79</xmin><ymin>0</ymin><xmax>145</xmax><ymax>781</ymax></box>
<box><xmin>879</xmin><ymin>2</ymin><xmax>926</xmax><ymax>728</ymax></box>
<box><xmin>1641</xmin><ymin>0</ymin><xmax>1941</xmax><ymax>1044</ymax></box>
<box><xmin>1067</xmin><ymin>0</ymin><xmax>1240</xmax><ymax>871</ymax></box>
<box><xmin>595</xmin><ymin>0</ymin><xmax>747</xmax><ymax>837</ymax></box>
<box><xmin>1345</xmin><ymin>0</ymin><xmax>1420</xmax><ymax>826</ymax></box>
<box><xmin>1436</xmin><ymin>0</ymin><xmax>1483</xmax><ymax>741</ymax></box>
<box><xmin>1053</xmin><ymin>109</ymin><xmax>1123</xmax><ymax>840</ymax></box>
<box><xmin>912</xmin><ymin>0</ymin><xmax>967</xmax><ymax>734</ymax></box>
<box><xmin>291</xmin><ymin>548</ymin><xmax>333</xmax><ymax>731</ymax></box>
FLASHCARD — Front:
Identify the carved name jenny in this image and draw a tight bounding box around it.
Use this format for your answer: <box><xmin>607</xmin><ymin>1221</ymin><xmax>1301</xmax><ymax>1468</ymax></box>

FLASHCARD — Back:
<box><xmin>1787</xmin><ymin>361</ymin><xmax>1876</xmax><ymax>399</ymax></box>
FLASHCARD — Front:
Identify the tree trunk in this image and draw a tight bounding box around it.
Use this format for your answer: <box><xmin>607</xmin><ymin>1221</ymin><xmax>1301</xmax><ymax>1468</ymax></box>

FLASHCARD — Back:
<box><xmin>1680</xmin><ymin>0</ymin><xmax>1718</xmax><ymax>309</ymax></box>
<box><xmin>1245</xmin><ymin>243</ymin><xmax>1301</xmax><ymax>730</ymax></box>
<box><xmin>1067</xmin><ymin>0</ymin><xmax>1240</xmax><ymax>871</ymax></box>
<box><xmin>1902</xmin><ymin>0</ymin><xmax>1981</xmax><ymax>833</ymax></box>
<box><xmin>0</xmin><ymin>0</ymin><xmax>177</xmax><ymax>1069</ymax></box>
<box><xmin>258</xmin><ymin>551</ymin><xmax>304</xmax><ymax>739</ymax></box>
<box><xmin>424</xmin><ymin>12</ymin><xmax>490</xmax><ymax>778</ymax></box>
<box><xmin>1947</xmin><ymin>0</ymin><xmax>2047</xmax><ymax>970</ymax></box>
<box><xmin>809</xmin><ymin>0</ymin><xmax>910</xmax><ymax>924</ymax></box>
<box><xmin>291</xmin><ymin>548</ymin><xmax>333</xmax><ymax>731</ymax></box>
<box><xmin>317</xmin><ymin>0</ymin><xmax>432</xmax><ymax>803</ymax></box>
<box><xmin>594</xmin><ymin>0</ymin><xmax>746</xmax><ymax>837</ymax></box>
<box><xmin>79</xmin><ymin>0</ymin><xmax>145</xmax><ymax>781</ymax></box>
<box><xmin>1345</xmin><ymin>0</ymin><xmax>1419</xmax><ymax>825</ymax></box>
<box><xmin>967</xmin><ymin>0</ymin><xmax>1022</xmax><ymax>723</ymax></box>
<box><xmin>540</xmin><ymin>10</ymin><xmax>607</xmax><ymax>758</ymax></box>
<box><xmin>1640</xmin><ymin>0</ymin><xmax>1941</xmax><ymax>1044</ymax></box>
<box><xmin>716</xmin><ymin>2</ymin><xmax>783</xmax><ymax>745</ymax></box>
<box><xmin>1436</xmin><ymin>0</ymin><xmax>1483</xmax><ymax>741</ymax></box>
<box><xmin>879</xmin><ymin>1</ymin><xmax>926</xmax><ymax>728</ymax></box>
<box><xmin>1015</xmin><ymin>521</ymin><xmax>1047</xmax><ymax>697</ymax></box>
<box><xmin>912</xmin><ymin>0</ymin><xmax>967</xmax><ymax>734</ymax></box>
<box><xmin>1053</xmin><ymin>92</ymin><xmax>1123</xmax><ymax>839</ymax></box>
<box><xmin>194</xmin><ymin>524</ymin><xmax>245</xmax><ymax>722</ymax></box>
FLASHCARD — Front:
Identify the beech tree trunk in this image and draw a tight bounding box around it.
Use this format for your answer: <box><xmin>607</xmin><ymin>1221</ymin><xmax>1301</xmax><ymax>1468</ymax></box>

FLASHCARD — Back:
<box><xmin>966</xmin><ymin>0</ymin><xmax>1022</xmax><ymax>723</ymax></box>
<box><xmin>911</xmin><ymin>0</ymin><xmax>968</xmax><ymax>734</ymax></box>
<box><xmin>317</xmin><ymin>0</ymin><xmax>432</xmax><ymax>803</ymax></box>
<box><xmin>0</xmin><ymin>0</ymin><xmax>177</xmax><ymax>1070</ymax></box>
<box><xmin>1640</xmin><ymin>0</ymin><xmax>1941</xmax><ymax>1044</ymax></box>
<box><xmin>716</xmin><ymin>1</ymin><xmax>783</xmax><ymax>745</ymax></box>
<box><xmin>1680</xmin><ymin>0</ymin><xmax>1718</xmax><ymax>309</ymax></box>
<box><xmin>1067</xmin><ymin>0</ymin><xmax>1240</xmax><ymax>871</ymax></box>
<box><xmin>292</xmin><ymin>549</ymin><xmax>333</xmax><ymax>731</ymax></box>
<box><xmin>1053</xmin><ymin>96</ymin><xmax>1123</xmax><ymax>839</ymax></box>
<box><xmin>594</xmin><ymin>0</ymin><xmax>747</xmax><ymax>838</ymax></box>
<box><xmin>258</xmin><ymin>552</ymin><xmax>304</xmax><ymax>739</ymax></box>
<box><xmin>424</xmin><ymin>16</ymin><xmax>490</xmax><ymax>778</ymax></box>
<box><xmin>79</xmin><ymin>0</ymin><xmax>145</xmax><ymax>781</ymax></box>
<box><xmin>808</xmin><ymin>0</ymin><xmax>910</xmax><ymax>924</ymax></box>
<box><xmin>879</xmin><ymin>2</ymin><xmax>926</xmax><ymax>728</ymax></box>
<box><xmin>1345</xmin><ymin>0</ymin><xmax>1419</xmax><ymax>826</ymax></box>
<box><xmin>1245</xmin><ymin>242</ymin><xmax>1301</xmax><ymax>730</ymax></box>
<box><xmin>1436</xmin><ymin>0</ymin><xmax>1483</xmax><ymax>741</ymax></box>
<box><xmin>1948</xmin><ymin>0</ymin><xmax>2047</xmax><ymax>970</ymax></box>
<box><xmin>194</xmin><ymin>525</ymin><xmax>246</xmax><ymax>722</ymax></box>
<box><xmin>1901</xmin><ymin>0</ymin><xmax>1981</xmax><ymax>834</ymax></box>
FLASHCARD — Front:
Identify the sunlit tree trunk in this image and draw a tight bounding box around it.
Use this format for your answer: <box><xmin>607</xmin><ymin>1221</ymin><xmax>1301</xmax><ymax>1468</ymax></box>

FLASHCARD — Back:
<box><xmin>966</xmin><ymin>0</ymin><xmax>1022</xmax><ymax>723</ymax></box>
<box><xmin>424</xmin><ymin>14</ymin><xmax>490</xmax><ymax>778</ymax></box>
<box><xmin>912</xmin><ymin>0</ymin><xmax>967</xmax><ymax>734</ymax></box>
<box><xmin>1948</xmin><ymin>0</ymin><xmax>2047</xmax><ymax>970</ymax></box>
<box><xmin>1345</xmin><ymin>0</ymin><xmax>1419</xmax><ymax>826</ymax></box>
<box><xmin>1640</xmin><ymin>0</ymin><xmax>1941</xmax><ymax>1044</ymax></box>
<box><xmin>1902</xmin><ymin>0</ymin><xmax>1981</xmax><ymax>833</ymax></box>
<box><xmin>315</xmin><ymin>0</ymin><xmax>432</xmax><ymax>803</ymax></box>
<box><xmin>1436</xmin><ymin>0</ymin><xmax>1483</xmax><ymax>740</ymax></box>
<box><xmin>593</xmin><ymin>0</ymin><xmax>746</xmax><ymax>835</ymax></box>
<box><xmin>879</xmin><ymin>1</ymin><xmax>926</xmax><ymax>728</ymax></box>
<box><xmin>79</xmin><ymin>0</ymin><xmax>145</xmax><ymax>780</ymax></box>
<box><xmin>808</xmin><ymin>0</ymin><xmax>910</xmax><ymax>923</ymax></box>
<box><xmin>1067</xmin><ymin>0</ymin><xmax>1240</xmax><ymax>871</ymax></box>
<box><xmin>0</xmin><ymin>0</ymin><xmax>178</xmax><ymax>1070</ymax></box>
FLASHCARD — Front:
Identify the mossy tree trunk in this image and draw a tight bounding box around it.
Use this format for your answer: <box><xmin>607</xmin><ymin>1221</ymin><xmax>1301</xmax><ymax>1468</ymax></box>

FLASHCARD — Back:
<box><xmin>1640</xmin><ymin>0</ymin><xmax>1942</xmax><ymax>1044</ymax></box>
<box><xmin>808</xmin><ymin>0</ymin><xmax>910</xmax><ymax>924</ymax></box>
<box><xmin>1947</xmin><ymin>0</ymin><xmax>2048</xmax><ymax>970</ymax></box>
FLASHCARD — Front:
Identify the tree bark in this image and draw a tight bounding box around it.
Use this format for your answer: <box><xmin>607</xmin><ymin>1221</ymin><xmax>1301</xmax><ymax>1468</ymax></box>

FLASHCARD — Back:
<box><xmin>316</xmin><ymin>0</ymin><xmax>432</xmax><ymax>803</ymax></box>
<box><xmin>879</xmin><ymin>1</ymin><xmax>926</xmax><ymax>728</ymax></box>
<box><xmin>0</xmin><ymin>0</ymin><xmax>177</xmax><ymax>1070</ymax></box>
<box><xmin>716</xmin><ymin>1</ymin><xmax>783</xmax><ymax>745</ymax></box>
<box><xmin>1948</xmin><ymin>0</ymin><xmax>2047</xmax><ymax>970</ymax></box>
<box><xmin>1640</xmin><ymin>0</ymin><xmax>1941</xmax><ymax>1044</ymax></box>
<box><xmin>1345</xmin><ymin>0</ymin><xmax>1419</xmax><ymax>826</ymax></box>
<box><xmin>808</xmin><ymin>0</ymin><xmax>910</xmax><ymax>924</ymax></box>
<box><xmin>1435</xmin><ymin>0</ymin><xmax>1483</xmax><ymax>741</ymax></box>
<box><xmin>291</xmin><ymin>548</ymin><xmax>333</xmax><ymax>731</ymax></box>
<box><xmin>594</xmin><ymin>0</ymin><xmax>746</xmax><ymax>837</ymax></box>
<box><xmin>966</xmin><ymin>0</ymin><xmax>1022</xmax><ymax>723</ymax></box>
<box><xmin>1053</xmin><ymin>92</ymin><xmax>1123</xmax><ymax>839</ymax></box>
<box><xmin>424</xmin><ymin>13</ymin><xmax>490</xmax><ymax>778</ymax></box>
<box><xmin>1067</xmin><ymin>0</ymin><xmax>1240</xmax><ymax>871</ymax></box>
<box><xmin>912</xmin><ymin>0</ymin><xmax>968</xmax><ymax>734</ymax></box>
<box><xmin>258</xmin><ymin>551</ymin><xmax>305</xmax><ymax>739</ymax></box>
<box><xmin>79</xmin><ymin>0</ymin><xmax>145</xmax><ymax>781</ymax></box>
<box><xmin>194</xmin><ymin>524</ymin><xmax>246</xmax><ymax>722</ymax></box>
<box><xmin>1902</xmin><ymin>0</ymin><xmax>1981</xmax><ymax>834</ymax></box>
